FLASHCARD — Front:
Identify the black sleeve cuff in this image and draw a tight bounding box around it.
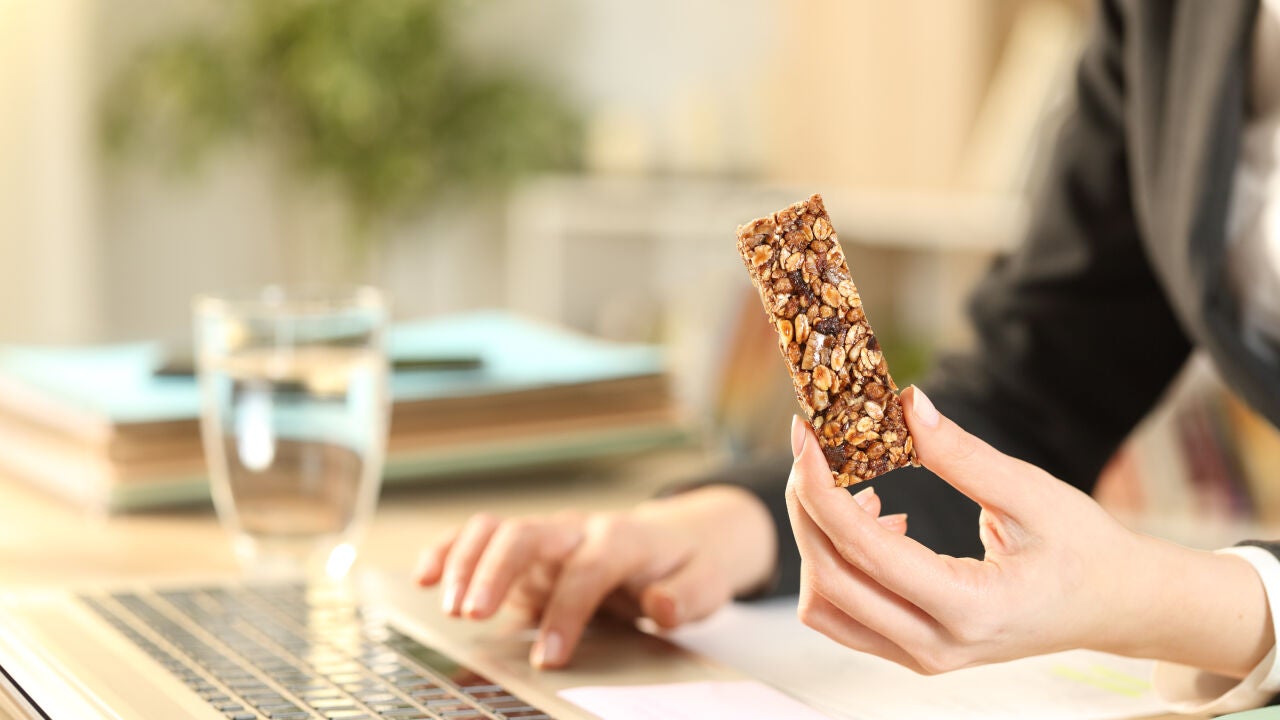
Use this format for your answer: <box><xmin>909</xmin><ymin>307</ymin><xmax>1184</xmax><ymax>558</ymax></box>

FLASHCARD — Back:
<box><xmin>1236</xmin><ymin>540</ymin><xmax>1280</xmax><ymax>558</ymax></box>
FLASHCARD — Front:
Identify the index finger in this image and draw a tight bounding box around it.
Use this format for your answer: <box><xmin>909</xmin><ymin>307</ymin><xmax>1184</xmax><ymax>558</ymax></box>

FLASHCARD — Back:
<box><xmin>462</xmin><ymin>519</ymin><xmax>582</xmax><ymax>619</ymax></box>
<box><xmin>414</xmin><ymin>532</ymin><xmax>457</xmax><ymax>587</ymax></box>
<box><xmin>533</xmin><ymin>518</ymin><xmax>647</xmax><ymax>668</ymax></box>
<box><xmin>790</xmin><ymin>425</ymin><xmax>964</xmax><ymax>616</ymax></box>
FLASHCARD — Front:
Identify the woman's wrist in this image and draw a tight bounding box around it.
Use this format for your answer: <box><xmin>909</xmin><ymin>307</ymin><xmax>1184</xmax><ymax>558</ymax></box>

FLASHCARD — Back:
<box><xmin>639</xmin><ymin>485</ymin><xmax>778</xmax><ymax>597</ymax></box>
<box><xmin>1102</xmin><ymin>534</ymin><xmax>1273</xmax><ymax>679</ymax></box>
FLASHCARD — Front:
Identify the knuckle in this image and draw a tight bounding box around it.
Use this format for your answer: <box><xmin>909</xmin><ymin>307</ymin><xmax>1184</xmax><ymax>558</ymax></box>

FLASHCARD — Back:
<box><xmin>950</xmin><ymin>431</ymin><xmax>984</xmax><ymax>465</ymax></box>
<box><xmin>939</xmin><ymin>588</ymin><xmax>1000</xmax><ymax>642</ymax></box>
<box><xmin>784</xmin><ymin>480</ymin><xmax>800</xmax><ymax>510</ymax></box>
<box><xmin>547</xmin><ymin>595</ymin><xmax>594</xmax><ymax>627</ymax></box>
<box><xmin>969</xmin><ymin>610</ymin><xmax>1008</xmax><ymax>647</ymax></box>
<box><xmin>552</xmin><ymin>509</ymin><xmax>585</xmax><ymax>527</ymax></box>
<box><xmin>511</xmin><ymin>576</ymin><xmax>549</xmax><ymax>603</ymax></box>
<box><xmin>587</xmin><ymin>513</ymin><xmax>634</xmax><ymax>543</ymax></box>
<box><xmin>565</xmin><ymin>549</ymin><xmax>609</xmax><ymax>578</ymax></box>
<box><xmin>498</xmin><ymin>518</ymin><xmax>533</xmax><ymax>540</ymax></box>
<box><xmin>914</xmin><ymin>648</ymin><xmax>958</xmax><ymax>676</ymax></box>
<box><xmin>467</xmin><ymin>512</ymin><xmax>500</xmax><ymax>533</ymax></box>
<box><xmin>798</xmin><ymin>564</ymin><xmax>823</xmax><ymax>594</ymax></box>
<box><xmin>796</xmin><ymin>590</ymin><xmax>820</xmax><ymax>628</ymax></box>
<box><xmin>914</xmin><ymin>661</ymin><xmax>945</xmax><ymax>677</ymax></box>
<box><xmin>948</xmin><ymin>615</ymin><xmax>993</xmax><ymax>645</ymax></box>
<box><xmin>828</xmin><ymin>533</ymin><xmax>864</xmax><ymax>565</ymax></box>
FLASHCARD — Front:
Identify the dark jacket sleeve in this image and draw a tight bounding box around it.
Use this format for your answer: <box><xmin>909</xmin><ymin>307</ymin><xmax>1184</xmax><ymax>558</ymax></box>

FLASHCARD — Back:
<box><xmin>715</xmin><ymin>0</ymin><xmax>1195</xmax><ymax>597</ymax></box>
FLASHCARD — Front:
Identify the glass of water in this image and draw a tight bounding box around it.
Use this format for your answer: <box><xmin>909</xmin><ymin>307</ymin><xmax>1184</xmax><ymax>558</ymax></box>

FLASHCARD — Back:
<box><xmin>193</xmin><ymin>286</ymin><xmax>390</xmax><ymax>581</ymax></box>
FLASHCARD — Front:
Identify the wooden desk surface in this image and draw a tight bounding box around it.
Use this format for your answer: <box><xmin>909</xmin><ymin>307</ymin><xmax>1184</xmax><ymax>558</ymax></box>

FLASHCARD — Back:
<box><xmin>0</xmin><ymin>453</ymin><xmax>1195</xmax><ymax>719</ymax></box>
<box><xmin>0</xmin><ymin>452</ymin><xmax>707</xmax><ymax>588</ymax></box>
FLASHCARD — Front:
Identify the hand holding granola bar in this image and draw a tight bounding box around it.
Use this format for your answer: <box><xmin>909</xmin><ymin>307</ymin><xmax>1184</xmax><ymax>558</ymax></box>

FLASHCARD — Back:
<box><xmin>784</xmin><ymin>386</ymin><xmax>1273</xmax><ymax>681</ymax></box>
<box><xmin>736</xmin><ymin>193</ymin><xmax>917</xmax><ymax>485</ymax></box>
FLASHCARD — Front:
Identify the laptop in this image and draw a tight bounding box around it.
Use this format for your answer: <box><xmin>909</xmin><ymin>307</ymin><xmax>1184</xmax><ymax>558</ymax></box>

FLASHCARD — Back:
<box><xmin>0</xmin><ymin>572</ymin><xmax>745</xmax><ymax>719</ymax></box>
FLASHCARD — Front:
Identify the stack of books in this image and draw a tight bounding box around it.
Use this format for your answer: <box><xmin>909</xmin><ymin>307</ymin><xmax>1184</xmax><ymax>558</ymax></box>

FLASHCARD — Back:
<box><xmin>0</xmin><ymin>312</ymin><xmax>686</xmax><ymax>512</ymax></box>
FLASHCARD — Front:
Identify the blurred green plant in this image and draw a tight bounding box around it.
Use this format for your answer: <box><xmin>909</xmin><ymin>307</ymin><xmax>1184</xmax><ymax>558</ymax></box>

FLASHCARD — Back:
<box><xmin>102</xmin><ymin>0</ymin><xmax>581</xmax><ymax>237</ymax></box>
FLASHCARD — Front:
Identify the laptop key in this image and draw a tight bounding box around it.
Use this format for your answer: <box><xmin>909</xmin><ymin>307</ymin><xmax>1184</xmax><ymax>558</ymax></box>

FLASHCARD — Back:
<box><xmin>408</xmin><ymin>687</ymin><xmax>448</xmax><ymax>699</ymax></box>
<box><xmin>309</xmin><ymin>697</ymin><xmax>357</xmax><ymax>709</ymax></box>
<box><xmin>229</xmin><ymin>678</ymin><xmax>268</xmax><ymax>691</ymax></box>
<box><xmin>299</xmin><ymin>681</ymin><xmax>340</xmax><ymax>696</ymax></box>
<box><xmin>481</xmin><ymin>696</ymin><xmax>527</xmax><ymax>707</ymax></box>
<box><xmin>429</xmin><ymin>706</ymin><xmax>473</xmax><ymax>715</ymax></box>
<box><xmin>245</xmin><ymin>696</ymin><xmax>289</xmax><ymax>707</ymax></box>
<box><xmin>322</xmin><ymin>710</ymin><xmax>372</xmax><ymax>719</ymax></box>
<box><xmin>395</xmin><ymin>677</ymin><xmax>437</xmax><ymax>690</ymax></box>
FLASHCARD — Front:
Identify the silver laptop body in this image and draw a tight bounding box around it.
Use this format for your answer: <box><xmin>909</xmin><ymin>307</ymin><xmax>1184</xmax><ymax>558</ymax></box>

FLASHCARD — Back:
<box><xmin>0</xmin><ymin>572</ymin><xmax>742</xmax><ymax>719</ymax></box>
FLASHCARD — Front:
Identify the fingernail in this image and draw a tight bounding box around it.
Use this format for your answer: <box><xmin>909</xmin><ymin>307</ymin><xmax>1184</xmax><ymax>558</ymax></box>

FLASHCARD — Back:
<box><xmin>462</xmin><ymin>587</ymin><xmax>489</xmax><ymax>617</ymax></box>
<box><xmin>532</xmin><ymin>630</ymin><xmax>563</xmax><ymax>668</ymax></box>
<box><xmin>852</xmin><ymin>486</ymin><xmax>876</xmax><ymax>509</ymax></box>
<box><xmin>442</xmin><ymin>584</ymin><xmax>459</xmax><ymax>615</ymax></box>
<box><xmin>912</xmin><ymin>386</ymin><xmax>940</xmax><ymax>428</ymax></box>
<box><xmin>790</xmin><ymin>415</ymin><xmax>806</xmax><ymax>457</ymax></box>
<box><xmin>878</xmin><ymin>513</ymin><xmax>908</xmax><ymax>528</ymax></box>
<box><xmin>413</xmin><ymin>552</ymin><xmax>436</xmax><ymax>584</ymax></box>
<box><xmin>652</xmin><ymin>592</ymin><xmax>680</xmax><ymax>626</ymax></box>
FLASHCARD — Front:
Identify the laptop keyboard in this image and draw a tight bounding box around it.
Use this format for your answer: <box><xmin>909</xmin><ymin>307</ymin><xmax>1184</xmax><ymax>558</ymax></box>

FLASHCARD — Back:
<box><xmin>80</xmin><ymin>585</ymin><xmax>553</xmax><ymax>720</ymax></box>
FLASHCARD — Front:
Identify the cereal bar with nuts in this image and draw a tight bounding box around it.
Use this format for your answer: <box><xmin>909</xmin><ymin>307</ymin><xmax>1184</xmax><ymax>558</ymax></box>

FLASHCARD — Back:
<box><xmin>736</xmin><ymin>193</ymin><xmax>918</xmax><ymax>486</ymax></box>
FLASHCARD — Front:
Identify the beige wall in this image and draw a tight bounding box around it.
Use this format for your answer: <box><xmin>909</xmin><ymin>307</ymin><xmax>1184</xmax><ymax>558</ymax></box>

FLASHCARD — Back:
<box><xmin>0</xmin><ymin>0</ymin><xmax>97</xmax><ymax>344</ymax></box>
<box><xmin>0</xmin><ymin>0</ymin><xmax>1080</xmax><ymax>345</ymax></box>
<box><xmin>764</xmin><ymin>0</ymin><xmax>1002</xmax><ymax>189</ymax></box>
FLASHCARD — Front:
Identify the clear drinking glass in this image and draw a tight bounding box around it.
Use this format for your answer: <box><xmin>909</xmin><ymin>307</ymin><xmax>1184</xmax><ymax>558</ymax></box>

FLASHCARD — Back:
<box><xmin>193</xmin><ymin>286</ymin><xmax>390</xmax><ymax>581</ymax></box>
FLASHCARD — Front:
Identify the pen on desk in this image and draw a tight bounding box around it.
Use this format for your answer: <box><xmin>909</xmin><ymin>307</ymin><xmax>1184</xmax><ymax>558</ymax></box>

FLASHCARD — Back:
<box><xmin>154</xmin><ymin>355</ymin><xmax>484</xmax><ymax>377</ymax></box>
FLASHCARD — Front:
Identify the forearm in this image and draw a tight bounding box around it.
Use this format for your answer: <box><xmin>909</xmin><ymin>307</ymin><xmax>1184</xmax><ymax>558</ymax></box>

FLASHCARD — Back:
<box><xmin>1104</xmin><ymin>534</ymin><xmax>1273</xmax><ymax>679</ymax></box>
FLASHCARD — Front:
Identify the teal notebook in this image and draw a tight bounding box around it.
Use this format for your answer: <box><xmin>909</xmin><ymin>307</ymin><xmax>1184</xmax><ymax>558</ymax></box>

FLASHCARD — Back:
<box><xmin>0</xmin><ymin>312</ymin><xmax>686</xmax><ymax>511</ymax></box>
<box><xmin>0</xmin><ymin>311</ymin><xmax>665</xmax><ymax>432</ymax></box>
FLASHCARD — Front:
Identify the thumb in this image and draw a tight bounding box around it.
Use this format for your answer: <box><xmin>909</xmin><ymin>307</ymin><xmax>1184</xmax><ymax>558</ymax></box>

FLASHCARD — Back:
<box><xmin>639</xmin><ymin>555</ymin><xmax>733</xmax><ymax>630</ymax></box>
<box><xmin>901</xmin><ymin>385</ymin><xmax>1039</xmax><ymax>511</ymax></box>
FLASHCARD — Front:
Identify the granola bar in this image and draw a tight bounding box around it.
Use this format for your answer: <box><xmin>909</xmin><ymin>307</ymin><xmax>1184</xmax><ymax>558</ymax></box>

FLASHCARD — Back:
<box><xmin>736</xmin><ymin>193</ymin><xmax>917</xmax><ymax>486</ymax></box>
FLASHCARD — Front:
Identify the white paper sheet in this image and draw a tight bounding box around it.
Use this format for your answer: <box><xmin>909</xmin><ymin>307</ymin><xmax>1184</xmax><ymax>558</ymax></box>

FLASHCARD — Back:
<box><xmin>667</xmin><ymin>598</ymin><xmax>1168</xmax><ymax>720</ymax></box>
<box><xmin>559</xmin><ymin>679</ymin><xmax>836</xmax><ymax>720</ymax></box>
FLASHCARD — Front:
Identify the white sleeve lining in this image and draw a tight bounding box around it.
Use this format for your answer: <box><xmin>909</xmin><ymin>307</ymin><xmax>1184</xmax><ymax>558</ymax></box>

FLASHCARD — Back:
<box><xmin>1150</xmin><ymin>545</ymin><xmax>1280</xmax><ymax>715</ymax></box>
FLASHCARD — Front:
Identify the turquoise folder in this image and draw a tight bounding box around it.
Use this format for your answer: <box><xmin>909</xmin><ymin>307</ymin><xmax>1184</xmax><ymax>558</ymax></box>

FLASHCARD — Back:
<box><xmin>0</xmin><ymin>312</ymin><xmax>686</xmax><ymax>511</ymax></box>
